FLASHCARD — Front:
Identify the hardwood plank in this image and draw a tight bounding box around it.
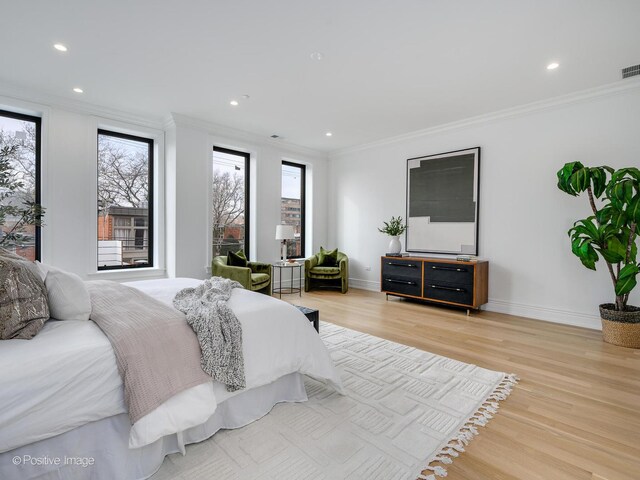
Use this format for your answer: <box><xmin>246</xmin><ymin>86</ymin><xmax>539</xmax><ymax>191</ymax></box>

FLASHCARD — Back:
<box><xmin>282</xmin><ymin>288</ymin><xmax>640</xmax><ymax>479</ymax></box>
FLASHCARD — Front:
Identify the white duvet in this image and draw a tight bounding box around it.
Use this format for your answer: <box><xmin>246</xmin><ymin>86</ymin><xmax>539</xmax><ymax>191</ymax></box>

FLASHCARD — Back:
<box><xmin>0</xmin><ymin>278</ymin><xmax>343</xmax><ymax>453</ymax></box>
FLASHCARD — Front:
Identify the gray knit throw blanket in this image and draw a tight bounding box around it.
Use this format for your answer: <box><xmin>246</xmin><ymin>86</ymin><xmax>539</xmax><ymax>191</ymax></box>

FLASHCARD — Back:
<box><xmin>173</xmin><ymin>277</ymin><xmax>246</xmax><ymax>392</ymax></box>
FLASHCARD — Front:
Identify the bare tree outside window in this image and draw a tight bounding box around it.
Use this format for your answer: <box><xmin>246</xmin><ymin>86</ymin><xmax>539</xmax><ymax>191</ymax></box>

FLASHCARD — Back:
<box><xmin>212</xmin><ymin>148</ymin><xmax>249</xmax><ymax>257</ymax></box>
<box><xmin>98</xmin><ymin>135</ymin><xmax>149</xmax><ymax>209</ymax></box>
<box><xmin>97</xmin><ymin>130</ymin><xmax>153</xmax><ymax>269</ymax></box>
<box><xmin>0</xmin><ymin>113</ymin><xmax>42</xmax><ymax>260</ymax></box>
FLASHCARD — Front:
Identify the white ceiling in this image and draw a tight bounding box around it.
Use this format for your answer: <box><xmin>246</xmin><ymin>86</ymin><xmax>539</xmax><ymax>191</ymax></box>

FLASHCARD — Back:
<box><xmin>1</xmin><ymin>0</ymin><xmax>639</xmax><ymax>152</ymax></box>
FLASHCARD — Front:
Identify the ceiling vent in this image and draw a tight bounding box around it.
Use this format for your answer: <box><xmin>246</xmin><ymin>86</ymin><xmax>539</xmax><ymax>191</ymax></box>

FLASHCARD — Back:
<box><xmin>622</xmin><ymin>64</ymin><xmax>640</xmax><ymax>79</ymax></box>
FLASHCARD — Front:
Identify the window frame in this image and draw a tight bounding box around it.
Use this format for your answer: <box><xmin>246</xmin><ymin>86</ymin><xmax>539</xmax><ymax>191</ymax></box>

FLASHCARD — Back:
<box><xmin>212</xmin><ymin>146</ymin><xmax>251</xmax><ymax>258</ymax></box>
<box><xmin>0</xmin><ymin>108</ymin><xmax>42</xmax><ymax>260</ymax></box>
<box><xmin>97</xmin><ymin>128</ymin><xmax>154</xmax><ymax>271</ymax></box>
<box><xmin>281</xmin><ymin>160</ymin><xmax>306</xmax><ymax>259</ymax></box>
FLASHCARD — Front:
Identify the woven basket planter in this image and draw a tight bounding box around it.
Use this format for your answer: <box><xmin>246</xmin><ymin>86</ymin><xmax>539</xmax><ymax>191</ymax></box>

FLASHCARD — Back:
<box><xmin>599</xmin><ymin>304</ymin><xmax>640</xmax><ymax>348</ymax></box>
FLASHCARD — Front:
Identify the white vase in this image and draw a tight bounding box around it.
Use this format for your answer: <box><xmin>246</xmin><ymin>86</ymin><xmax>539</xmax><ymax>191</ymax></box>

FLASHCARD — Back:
<box><xmin>388</xmin><ymin>236</ymin><xmax>402</xmax><ymax>254</ymax></box>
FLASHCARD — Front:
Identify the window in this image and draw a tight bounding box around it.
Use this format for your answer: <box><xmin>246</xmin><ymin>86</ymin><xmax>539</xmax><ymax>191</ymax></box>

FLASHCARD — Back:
<box><xmin>281</xmin><ymin>161</ymin><xmax>306</xmax><ymax>258</ymax></box>
<box><xmin>212</xmin><ymin>147</ymin><xmax>250</xmax><ymax>257</ymax></box>
<box><xmin>97</xmin><ymin>130</ymin><xmax>153</xmax><ymax>269</ymax></box>
<box><xmin>0</xmin><ymin>109</ymin><xmax>41</xmax><ymax>261</ymax></box>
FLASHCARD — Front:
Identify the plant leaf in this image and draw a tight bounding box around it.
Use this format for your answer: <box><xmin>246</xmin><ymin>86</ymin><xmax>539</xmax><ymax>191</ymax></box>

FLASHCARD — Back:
<box><xmin>589</xmin><ymin>167</ymin><xmax>608</xmax><ymax>198</ymax></box>
<box><xmin>610</xmin><ymin>179</ymin><xmax>634</xmax><ymax>204</ymax></box>
<box><xmin>569</xmin><ymin>167</ymin><xmax>590</xmax><ymax>193</ymax></box>
<box><xmin>598</xmin><ymin>247</ymin><xmax>624</xmax><ymax>264</ymax></box>
<box><xmin>595</xmin><ymin>204</ymin><xmax>614</xmax><ymax>224</ymax></box>
<box><xmin>615</xmin><ymin>264</ymin><xmax>639</xmax><ymax>295</ymax></box>
<box><xmin>557</xmin><ymin>162</ymin><xmax>584</xmax><ymax>195</ymax></box>
<box><xmin>577</xmin><ymin>242</ymin><xmax>598</xmax><ymax>270</ymax></box>
<box><xmin>608</xmin><ymin>235</ymin><xmax>627</xmax><ymax>256</ymax></box>
<box><xmin>619</xmin><ymin>263</ymin><xmax>639</xmax><ymax>280</ymax></box>
<box><xmin>569</xmin><ymin>217</ymin><xmax>602</xmax><ymax>242</ymax></box>
<box><xmin>598</xmin><ymin>231</ymin><xmax>625</xmax><ymax>263</ymax></box>
<box><xmin>627</xmin><ymin>194</ymin><xmax>640</xmax><ymax>224</ymax></box>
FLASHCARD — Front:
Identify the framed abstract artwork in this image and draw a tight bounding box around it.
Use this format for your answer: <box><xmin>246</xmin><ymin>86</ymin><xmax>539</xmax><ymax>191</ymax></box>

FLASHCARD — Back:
<box><xmin>405</xmin><ymin>147</ymin><xmax>480</xmax><ymax>255</ymax></box>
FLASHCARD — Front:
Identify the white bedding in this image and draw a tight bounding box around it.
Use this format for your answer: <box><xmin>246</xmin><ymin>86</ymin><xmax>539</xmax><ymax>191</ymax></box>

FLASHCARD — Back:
<box><xmin>0</xmin><ymin>277</ymin><xmax>342</xmax><ymax>453</ymax></box>
<box><xmin>0</xmin><ymin>320</ymin><xmax>125</xmax><ymax>452</ymax></box>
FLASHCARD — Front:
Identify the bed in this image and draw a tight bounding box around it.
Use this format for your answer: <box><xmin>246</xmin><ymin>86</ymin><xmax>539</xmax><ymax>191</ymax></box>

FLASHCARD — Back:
<box><xmin>0</xmin><ymin>277</ymin><xmax>343</xmax><ymax>480</ymax></box>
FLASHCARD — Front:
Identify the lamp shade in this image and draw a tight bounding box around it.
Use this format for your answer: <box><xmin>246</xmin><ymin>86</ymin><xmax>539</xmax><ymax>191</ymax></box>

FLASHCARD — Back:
<box><xmin>275</xmin><ymin>224</ymin><xmax>295</xmax><ymax>240</ymax></box>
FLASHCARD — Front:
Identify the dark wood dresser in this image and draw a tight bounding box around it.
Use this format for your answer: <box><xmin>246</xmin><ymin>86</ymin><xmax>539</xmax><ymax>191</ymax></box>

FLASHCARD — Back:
<box><xmin>380</xmin><ymin>256</ymin><xmax>488</xmax><ymax>314</ymax></box>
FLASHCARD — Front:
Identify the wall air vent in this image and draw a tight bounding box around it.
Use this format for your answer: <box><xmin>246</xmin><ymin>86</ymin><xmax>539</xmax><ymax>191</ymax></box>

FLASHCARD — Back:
<box><xmin>622</xmin><ymin>64</ymin><xmax>640</xmax><ymax>79</ymax></box>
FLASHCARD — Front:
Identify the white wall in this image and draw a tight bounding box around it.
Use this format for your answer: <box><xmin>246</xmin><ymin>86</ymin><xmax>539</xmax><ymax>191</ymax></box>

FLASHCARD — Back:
<box><xmin>0</xmin><ymin>95</ymin><xmax>168</xmax><ymax>282</ymax></box>
<box><xmin>165</xmin><ymin>114</ymin><xmax>329</xmax><ymax>280</ymax></box>
<box><xmin>328</xmin><ymin>83</ymin><xmax>640</xmax><ymax>329</ymax></box>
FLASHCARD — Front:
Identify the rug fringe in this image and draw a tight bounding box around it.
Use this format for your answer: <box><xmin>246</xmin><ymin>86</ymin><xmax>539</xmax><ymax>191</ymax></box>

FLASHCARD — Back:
<box><xmin>417</xmin><ymin>373</ymin><xmax>519</xmax><ymax>480</ymax></box>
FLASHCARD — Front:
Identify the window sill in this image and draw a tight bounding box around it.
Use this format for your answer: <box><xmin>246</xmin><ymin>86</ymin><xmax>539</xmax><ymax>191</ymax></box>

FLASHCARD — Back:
<box><xmin>86</xmin><ymin>267</ymin><xmax>167</xmax><ymax>283</ymax></box>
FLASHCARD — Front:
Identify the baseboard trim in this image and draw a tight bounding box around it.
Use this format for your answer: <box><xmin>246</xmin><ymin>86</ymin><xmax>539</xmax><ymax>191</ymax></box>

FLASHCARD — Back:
<box><xmin>348</xmin><ymin>277</ymin><xmax>601</xmax><ymax>330</ymax></box>
<box><xmin>485</xmin><ymin>299</ymin><xmax>601</xmax><ymax>330</ymax></box>
<box><xmin>349</xmin><ymin>278</ymin><xmax>380</xmax><ymax>292</ymax></box>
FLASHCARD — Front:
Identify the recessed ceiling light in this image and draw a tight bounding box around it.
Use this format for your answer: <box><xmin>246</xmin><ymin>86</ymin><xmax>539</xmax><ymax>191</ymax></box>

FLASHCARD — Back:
<box><xmin>230</xmin><ymin>100</ymin><xmax>239</xmax><ymax>106</ymax></box>
<box><xmin>310</xmin><ymin>52</ymin><xmax>324</xmax><ymax>61</ymax></box>
<box><xmin>325</xmin><ymin>132</ymin><xmax>333</xmax><ymax>137</ymax></box>
<box><xmin>53</xmin><ymin>43</ymin><xmax>68</xmax><ymax>52</ymax></box>
<box><xmin>73</xmin><ymin>87</ymin><xmax>83</xmax><ymax>93</ymax></box>
<box><xmin>547</xmin><ymin>62</ymin><xmax>559</xmax><ymax>70</ymax></box>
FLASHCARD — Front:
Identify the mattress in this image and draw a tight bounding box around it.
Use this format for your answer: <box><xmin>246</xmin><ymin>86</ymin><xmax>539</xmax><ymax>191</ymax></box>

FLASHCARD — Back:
<box><xmin>0</xmin><ymin>319</ymin><xmax>125</xmax><ymax>452</ymax></box>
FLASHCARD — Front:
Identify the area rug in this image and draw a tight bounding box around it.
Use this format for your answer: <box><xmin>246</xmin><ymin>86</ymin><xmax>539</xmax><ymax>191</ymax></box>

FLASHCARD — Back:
<box><xmin>153</xmin><ymin>322</ymin><xmax>517</xmax><ymax>480</ymax></box>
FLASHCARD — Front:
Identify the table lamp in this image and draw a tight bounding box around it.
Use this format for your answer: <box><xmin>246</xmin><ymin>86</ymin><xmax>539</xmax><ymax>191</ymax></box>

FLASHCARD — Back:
<box><xmin>275</xmin><ymin>224</ymin><xmax>295</xmax><ymax>263</ymax></box>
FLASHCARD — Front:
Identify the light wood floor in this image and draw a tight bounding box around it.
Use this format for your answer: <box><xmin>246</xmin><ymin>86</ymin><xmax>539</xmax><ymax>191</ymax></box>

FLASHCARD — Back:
<box><xmin>280</xmin><ymin>288</ymin><xmax>640</xmax><ymax>480</ymax></box>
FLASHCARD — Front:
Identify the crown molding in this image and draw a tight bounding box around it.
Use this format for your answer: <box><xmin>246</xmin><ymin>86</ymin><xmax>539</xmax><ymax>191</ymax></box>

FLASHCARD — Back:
<box><xmin>162</xmin><ymin>114</ymin><xmax>177</xmax><ymax>131</ymax></box>
<box><xmin>329</xmin><ymin>78</ymin><xmax>640</xmax><ymax>158</ymax></box>
<box><xmin>0</xmin><ymin>80</ymin><xmax>167</xmax><ymax>130</ymax></box>
<box><xmin>168</xmin><ymin>112</ymin><xmax>327</xmax><ymax>160</ymax></box>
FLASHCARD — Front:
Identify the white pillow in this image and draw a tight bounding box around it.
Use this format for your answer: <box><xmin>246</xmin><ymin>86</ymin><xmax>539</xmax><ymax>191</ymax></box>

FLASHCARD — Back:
<box><xmin>36</xmin><ymin>262</ymin><xmax>92</xmax><ymax>321</ymax></box>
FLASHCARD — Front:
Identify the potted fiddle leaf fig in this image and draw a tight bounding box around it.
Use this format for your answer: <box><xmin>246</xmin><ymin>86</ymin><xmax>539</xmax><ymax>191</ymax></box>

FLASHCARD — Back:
<box><xmin>557</xmin><ymin>162</ymin><xmax>639</xmax><ymax>348</ymax></box>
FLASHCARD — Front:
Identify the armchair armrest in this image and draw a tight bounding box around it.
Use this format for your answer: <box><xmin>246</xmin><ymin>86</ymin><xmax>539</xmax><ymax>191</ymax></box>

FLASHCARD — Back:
<box><xmin>338</xmin><ymin>253</ymin><xmax>348</xmax><ymax>274</ymax></box>
<box><xmin>212</xmin><ymin>261</ymin><xmax>251</xmax><ymax>289</ymax></box>
<box><xmin>305</xmin><ymin>255</ymin><xmax>319</xmax><ymax>271</ymax></box>
<box><xmin>249</xmin><ymin>261</ymin><xmax>271</xmax><ymax>275</ymax></box>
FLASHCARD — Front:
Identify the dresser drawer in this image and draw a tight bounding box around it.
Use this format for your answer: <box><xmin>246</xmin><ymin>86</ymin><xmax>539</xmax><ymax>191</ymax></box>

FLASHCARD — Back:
<box><xmin>382</xmin><ymin>276</ymin><xmax>422</xmax><ymax>297</ymax></box>
<box><xmin>424</xmin><ymin>262</ymin><xmax>474</xmax><ymax>286</ymax></box>
<box><xmin>424</xmin><ymin>281</ymin><xmax>473</xmax><ymax>306</ymax></box>
<box><xmin>382</xmin><ymin>258</ymin><xmax>422</xmax><ymax>280</ymax></box>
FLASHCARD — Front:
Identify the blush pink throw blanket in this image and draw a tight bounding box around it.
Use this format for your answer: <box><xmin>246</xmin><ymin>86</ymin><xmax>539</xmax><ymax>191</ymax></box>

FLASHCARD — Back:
<box><xmin>86</xmin><ymin>280</ymin><xmax>211</xmax><ymax>424</ymax></box>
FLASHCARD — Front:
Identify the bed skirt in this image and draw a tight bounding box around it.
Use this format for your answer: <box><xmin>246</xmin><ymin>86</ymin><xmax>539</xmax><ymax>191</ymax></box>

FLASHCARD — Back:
<box><xmin>1</xmin><ymin>373</ymin><xmax>306</xmax><ymax>480</ymax></box>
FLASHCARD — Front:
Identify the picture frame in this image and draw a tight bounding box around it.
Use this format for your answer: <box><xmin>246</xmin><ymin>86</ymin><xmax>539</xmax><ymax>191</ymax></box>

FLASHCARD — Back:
<box><xmin>405</xmin><ymin>147</ymin><xmax>480</xmax><ymax>255</ymax></box>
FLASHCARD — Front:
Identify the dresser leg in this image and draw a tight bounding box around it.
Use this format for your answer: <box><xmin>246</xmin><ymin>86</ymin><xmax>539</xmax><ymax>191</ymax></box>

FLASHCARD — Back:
<box><xmin>386</xmin><ymin>293</ymin><xmax>388</xmax><ymax>301</ymax></box>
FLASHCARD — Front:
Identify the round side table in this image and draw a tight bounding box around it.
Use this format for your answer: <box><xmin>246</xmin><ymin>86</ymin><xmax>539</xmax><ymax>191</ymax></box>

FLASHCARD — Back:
<box><xmin>272</xmin><ymin>262</ymin><xmax>303</xmax><ymax>298</ymax></box>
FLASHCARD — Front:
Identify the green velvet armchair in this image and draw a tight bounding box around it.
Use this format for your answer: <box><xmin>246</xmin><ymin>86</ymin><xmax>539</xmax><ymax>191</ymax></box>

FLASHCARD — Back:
<box><xmin>212</xmin><ymin>256</ymin><xmax>272</xmax><ymax>295</ymax></box>
<box><xmin>304</xmin><ymin>251</ymin><xmax>349</xmax><ymax>293</ymax></box>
